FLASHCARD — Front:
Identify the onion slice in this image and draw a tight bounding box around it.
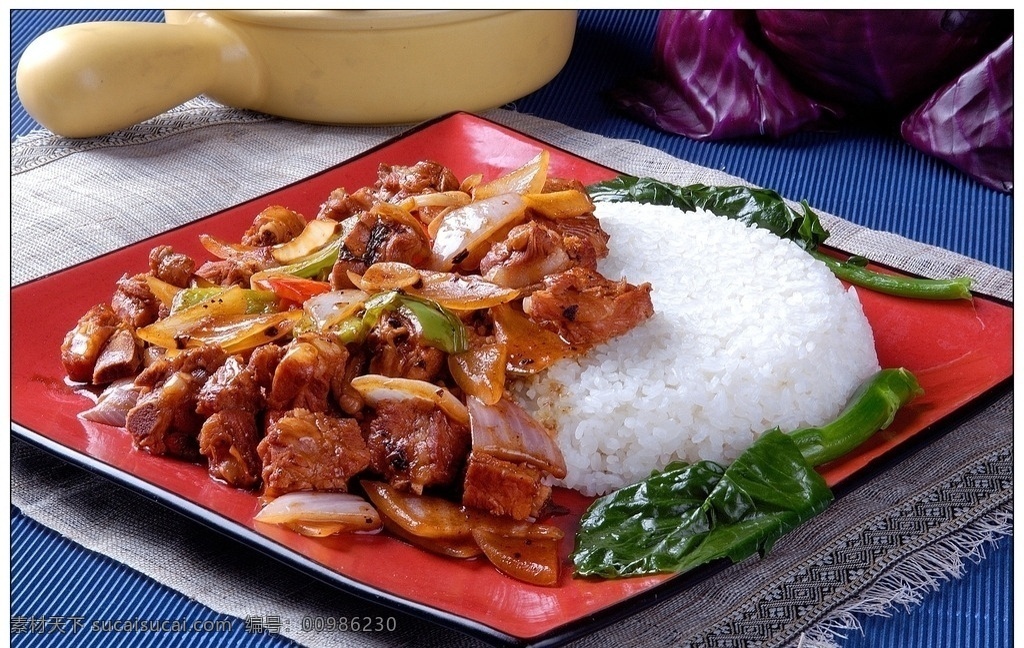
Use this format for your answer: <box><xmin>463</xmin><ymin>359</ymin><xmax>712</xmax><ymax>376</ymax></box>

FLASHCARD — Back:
<box><xmin>356</xmin><ymin>262</ymin><xmax>422</xmax><ymax>293</ymax></box>
<box><xmin>271</xmin><ymin>219</ymin><xmax>338</xmax><ymax>264</ymax></box>
<box><xmin>362</xmin><ymin>480</ymin><xmax>472</xmax><ymax>539</ymax></box>
<box><xmin>254</xmin><ymin>491</ymin><xmax>381</xmax><ymax>536</ymax></box>
<box><xmin>472</xmin><ymin>151</ymin><xmax>550</xmax><ymax>200</ymax></box>
<box><xmin>471</xmin><ymin>528</ymin><xmax>560</xmax><ymax>587</ymax></box>
<box><xmin>350</xmin><ymin>375</ymin><xmax>469</xmax><ymax>426</ymax></box>
<box><xmin>79</xmin><ymin>377</ymin><xmax>141</xmax><ymax>427</ymax></box>
<box><xmin>448</xmin><ymin>339</ymin><xmax>506</xmax><ymax>406</ymax></box>
<box><xmin>411</xmin><ymin>271</ymin><xmax>519</xmax><ymax>311</ymax></box>
<box><xmin>303</xmin><ymin>289</ymin><xmax>369</xmax><ymax>330</ymax></box>
<box><xmin>523</xmin><ymin>189</ymin><xmax>595</xmax><ymax>219</ymax></box>
<box><xmin>430</xmin><ymin>194</ymin><xmax>528</xmax><ymax>271</ymax></box>
<box><xmin>468</xmin><ymin>396</ymin><xmax>567</xmax><ymax>479</ymax></box>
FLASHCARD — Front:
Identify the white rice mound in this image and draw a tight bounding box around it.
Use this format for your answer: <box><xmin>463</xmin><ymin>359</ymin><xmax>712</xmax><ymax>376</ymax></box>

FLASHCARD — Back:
<box><xmin>513</xmin><ymin>202</ymin><xmax>880</xmax><ymax>497</ymax></box>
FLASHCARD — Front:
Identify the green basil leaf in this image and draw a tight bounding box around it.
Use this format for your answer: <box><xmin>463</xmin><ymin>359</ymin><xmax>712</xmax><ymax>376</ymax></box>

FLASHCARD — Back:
<box><xmin>587</xmin><ymin>176</ymin><xmax>829</xmax><ymax>251</ymax></box>
<box><xmin>572</xmin><ymin>429</ymin><xmax>833</xmax><ymax>578</ymax></box>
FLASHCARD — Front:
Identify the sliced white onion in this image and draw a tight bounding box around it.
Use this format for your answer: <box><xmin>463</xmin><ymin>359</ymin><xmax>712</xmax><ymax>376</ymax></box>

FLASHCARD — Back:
<box><xmin>350</xmin><ymin>374</ymin><xmax>469</xmax><ymax>426</ymax></box>
<box><xmin>398</xmin><ymin>190</ymin><xmax>472</xmax><ymax>211</ymax></box>
<box><xmin>472</xmin><ymin>151</ymin><xmax>550</xmax><ymax>200</ymax></box>
<box><xmin>303</xmin><ymin>289</ymin><xmax>369</xmax><ymax>330</ymax></box>
<box><xmin>271</xmin><ymin>219</ymin><xmax>338</xmax><ymax>263</ymax></box>
<box><xmin>254</xmin><ymin>491</ymin><xmax>381</xmax><ymax>536</ymax></box>
<box><xmin>357</xmin><ymin>262</ymin><xmax>422</xmax><ymax>293</ymax></box>
<box><xmin>429</xmin><ymin>193</ymin><xmax>527</xmax><ymax>271</ymax></box>
<box><xmin>468</xmin><ymin>395</ymin><xmax>567</xmax><ymax>479</ymax></box>
<box><xmin>410</xmin><ymin>270</ymin><xmax>519</xmax><ymax>310</ymax></box>
<box><xmin>79</xmin><ymin>377</ymin><xmax>141</xmax><ymax>427</ymax></box>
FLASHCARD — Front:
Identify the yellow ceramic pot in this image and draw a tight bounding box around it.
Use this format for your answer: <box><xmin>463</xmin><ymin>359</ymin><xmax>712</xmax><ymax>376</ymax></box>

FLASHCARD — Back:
<box><xmin>16</xmin><ymin>9</ymin><xmax>578</xmax><ymax>138</ymax></box>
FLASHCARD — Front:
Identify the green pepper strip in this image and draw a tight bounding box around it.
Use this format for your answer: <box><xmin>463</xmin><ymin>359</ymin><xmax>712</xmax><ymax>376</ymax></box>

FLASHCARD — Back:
<box><xmin>334</xmin><ymin>290</ymin><xmax>468</xmax><ymax>354</ymax></box>
<box><xmin>789</xmin><ymin>368</ymin><xmax>924</xmax><ymax>467</ymax></box>
<box><xmin>811</xmin><ymin>251</ymin><xmax>973</xmax><ymax>301</ymax></box>
<box><xmin>171</xmin><ymin>287</ymin><xmax>279</xmax><ymax>314</ymax></box>
<box><xmin>261</xmin><ymin>234</ymin><xmax>343</xmax><ymax>282</ymax></box>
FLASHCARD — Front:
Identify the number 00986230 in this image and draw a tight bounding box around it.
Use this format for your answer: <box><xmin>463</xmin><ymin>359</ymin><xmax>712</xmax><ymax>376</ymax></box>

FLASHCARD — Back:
<box><xmin>300</xmin><ymin>616</ymin><xmax>397</xmax><ymax>632</ymax></box>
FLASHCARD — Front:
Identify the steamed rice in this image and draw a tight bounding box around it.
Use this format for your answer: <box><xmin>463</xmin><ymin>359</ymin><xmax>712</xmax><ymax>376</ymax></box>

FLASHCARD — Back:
<box><xmin>513</xmin><ymin>202</ymin><xmax>880</xmax><ymax>497</ymax></box>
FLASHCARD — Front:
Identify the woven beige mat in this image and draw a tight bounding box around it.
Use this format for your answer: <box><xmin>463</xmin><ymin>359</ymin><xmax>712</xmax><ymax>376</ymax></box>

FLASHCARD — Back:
<box><xmin>10</xmin><ymin>103</ymin><xmax>1013</xmax><ymax>647</ymax></box>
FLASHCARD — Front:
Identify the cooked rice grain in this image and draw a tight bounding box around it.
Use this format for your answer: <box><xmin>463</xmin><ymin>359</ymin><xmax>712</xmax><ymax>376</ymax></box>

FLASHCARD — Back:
<box><xmin>513</xmin><ymin>203</ymin><xmax>879</xmax><ymax>496</ymax></box>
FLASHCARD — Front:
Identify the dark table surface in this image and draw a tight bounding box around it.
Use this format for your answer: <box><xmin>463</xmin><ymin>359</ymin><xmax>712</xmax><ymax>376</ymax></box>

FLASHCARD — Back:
<box><xmin>10</xmin><ymin>9</ymin><xmax>1012</xmax><ymax>648</ymax></box>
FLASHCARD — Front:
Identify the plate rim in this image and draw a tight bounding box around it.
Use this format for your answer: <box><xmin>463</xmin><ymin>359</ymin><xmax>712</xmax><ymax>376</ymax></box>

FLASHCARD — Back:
<box><xmin>9</xmin><ymin>110</ymin><xmax>1015</xmax><ymax>647</ymax></box>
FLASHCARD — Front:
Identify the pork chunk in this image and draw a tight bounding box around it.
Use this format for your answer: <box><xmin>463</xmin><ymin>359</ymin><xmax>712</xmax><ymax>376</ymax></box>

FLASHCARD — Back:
<box><xmin>462</xmin><ymin>452</ymin><xmax>551</xmax><ymax>521</ymax></box>
<box><xmin>61</xmin><ymin>303</ymin><xmax>122</xmax><ymax>383</ymax></box>
<box><xmin>266</xmin><ymin>334</ymin><xmax>349</xmax><ymax>413</ymax></box>
<box><xmin>524</xmin><ymin>266</ymin><xmax>654</xmax><ymax>347</ymax></box>
<box><xmin>365</xmin><ymin>310</ymin><xmax>446</xmax><ymax>382</ymax></box>
<box><xmin>258</xmin><ymin>409</ymin><xmax>371</xmax><ymax>497</ymax></box>
<box><xmin>111</xmin><ymin>273</ymin><xmax>161</xmax><ymax>328</ymax></box>
<box><xmin>91</xmin><ymin>323</ymin><xmax>142</xmax><ymax>385</ymax></box>
<box><xmin>196</xmin><ymin>354</ymin><xmax>264</xmax><ymax>416</ymax></box>
<box><xmin>149</xmin><ymin>245</ymin><xmax>195</xmax><ymax>288</ymax></box>
<box><xmin>365</xmin><ymin>399</ymin><xmax>470</xmax><ymax>495</ymax></box>
<box><xmin>199</xmin><ymin>410</ymin><xmax>263</xmax><ymax>489</ymax></box>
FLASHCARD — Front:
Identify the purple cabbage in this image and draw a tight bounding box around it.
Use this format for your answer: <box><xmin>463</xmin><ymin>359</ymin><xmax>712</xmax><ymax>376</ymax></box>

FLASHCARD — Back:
<box><xmin>609</xmin><ymin>10</ymin><xmax>840</xmax><ymax>140</ymax></box>
<box><xmin>901</xmin><ymin>36</ymin><xmax>1013</xmax><ymax>193</ymax></box>
<box><xmin>755</xmin><ymin>10</ymin><xmax>1006</xmax><ymax>115</ymax></box>
<box><xmin>612</xmin><ymin>9</ymin><xmax>1013</xmax><ymax>192</ymax></box>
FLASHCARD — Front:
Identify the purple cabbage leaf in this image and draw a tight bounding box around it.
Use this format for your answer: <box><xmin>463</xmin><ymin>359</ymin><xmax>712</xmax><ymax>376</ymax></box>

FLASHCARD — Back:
<box><xmin>901</xmin><ymin>36</ymin><xmax>1013</xmax><ymax>193</ymax></box>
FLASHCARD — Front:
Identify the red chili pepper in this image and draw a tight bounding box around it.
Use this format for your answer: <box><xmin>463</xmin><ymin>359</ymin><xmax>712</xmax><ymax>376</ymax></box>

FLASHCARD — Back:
<box><xmin>256</xmin><ymin>275</ymin><xmax>332</xmax><ymax>305</ymax></box>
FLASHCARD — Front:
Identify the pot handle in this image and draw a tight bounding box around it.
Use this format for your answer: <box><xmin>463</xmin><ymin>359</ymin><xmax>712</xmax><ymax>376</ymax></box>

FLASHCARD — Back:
<box><xmin>16</xmin><ymin>18</ymin><xmax>261</xmax><ymax>138</ymax></box>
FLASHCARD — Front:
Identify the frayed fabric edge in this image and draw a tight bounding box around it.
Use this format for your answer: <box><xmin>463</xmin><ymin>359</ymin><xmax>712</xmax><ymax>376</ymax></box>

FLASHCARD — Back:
<box><xmin>792</xmin><ymin>505</ymin><xmax>1013</xmax><ymax>648</ymax></box>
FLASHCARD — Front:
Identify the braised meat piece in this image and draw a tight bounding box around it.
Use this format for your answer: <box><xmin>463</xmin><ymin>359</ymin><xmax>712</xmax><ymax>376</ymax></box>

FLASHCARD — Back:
<box><xmin>91</xmin><ymin>323</ymin><xmax>142</xmax><ymax>385</ymax></box>
<box><xmin>266</xmin><ymin>333</ymin><xmax>349</xmax><ymax>413</ymax></box>
<box><xmin>329</xmin><ymin>210</ymin><xmax>432</xmax><ymax>288</ymax></box>
<box><xmin>317</xmin><ymin>187</ymin><xmax>376</xmax><ymax>222</ymax></box>
<box><xmin>246</xmin><ymin>343</ymin><xmax>285</xmax><ymax>392</ymax></box>
<box><xmin>524</xmin><ymin>266</ymin><xmax>654</xmax><ymax>347</ymax></box>
<box><xmin>462</xmin><ymin>452</ymin><xmax>551</xmax><ymax>521</ymax></box>
<box><xmin>61</xmin><ymin>303</ymin><xmax>122</xmax><ymax>383</ymax></box>
<box><xmin>364</xmin><ymin>399</ymin><xmax>471</xmax><ymax>495</ymax></box>
<box><xmin>196</xmin><ymin>355</ymin><xmax>264</xmax><ymax>416</ymax></box>
<box><xmin>241</xmin><ymin>205</ymin><xmax>307</xmax><ymax>248</ymax></box>
<box><xmin>365</xmin><ymin>310</ymin><xmax>446</xmax><ymax>382</ymax></box>
<box><xmin>478</xmin><ymin>221</ymin><xmax>573</xmax><ymax>288</ymax></box>
<box><xmin>317</xmin><ymin>161</ymin><xmax>459</xmax><ymax>224</ymax></box>
<box><xmin>374</xmin><ymin>161</ymin><xmax>461</xmax><ymax>202</ymax></box>
<box><xmin>111</xmin><ymin>273</ymin><xmax>161</xmax><ymax>328</ymax></box>
<box><xmin>537</xmin><ymin>213</ymin><xmax>610</xmax><ymax>270</ymax></box>
<box><xmin>199</xmin><ymin>410</ymin><xmax>263</xmax><ymax>489</ymax></box>
<box><xmin>126</xmin><ymin>345</ymin><xmax>228</xmax><ymax>460</ymax></box>
<box><xmin>194</xmin><ymin>254</ymin><xmax>270</xmax><ymax>288</ymax></box>
<box><xmin>134</xmin><ymin>344</ymin><xmax>228</xmax><ymax>391</ymax></box>
<box><xmin>127</xmin><ymin>371</ymin><xmax>205</xmax><ymax>460</ymax></box>
<box><xmin>149</xmin><ymin>245</ymin><xmax>195</xmax><ymax>288</ymax></box>
<box><xmin>258</xmin><ymin>408</ymin><xmax>371</xmax><ymax>497</ymax></box>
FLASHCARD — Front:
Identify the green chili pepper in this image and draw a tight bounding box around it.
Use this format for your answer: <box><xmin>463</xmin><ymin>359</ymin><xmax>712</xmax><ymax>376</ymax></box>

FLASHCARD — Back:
<box><xmin>789</xmin><ymin>367</ymin><xmax>924</xmax><ymax>466</ymax></box>
<box><xmin>810</xmin><ymin>251</ymin><xmax>973</xmax><ymax>301</ymax></box>
<box><xmin>260</xmin><ymin>234</ymin><xmax>342</xmax><ymax>282</ymax></box>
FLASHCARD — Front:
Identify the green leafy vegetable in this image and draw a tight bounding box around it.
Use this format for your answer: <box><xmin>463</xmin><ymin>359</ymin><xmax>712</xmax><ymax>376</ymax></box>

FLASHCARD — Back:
<box><xmin>587</xmin><ymin>176</ymin><xmax>972</xmax><ymax>299</ymax></box>
<box><xmin>571</xmin><ymin>368</ymin><xmax>922</xmax><ymax>579</ymax></box>
<box><xmin>587</xmin><ymin>176</ymin><xmax>828</xmax><ymax>250</ymax></box>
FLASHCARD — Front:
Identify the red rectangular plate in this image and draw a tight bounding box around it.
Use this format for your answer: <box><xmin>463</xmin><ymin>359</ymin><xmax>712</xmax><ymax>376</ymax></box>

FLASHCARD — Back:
<box><xmin>11</xmin><ymin>112</ymin><xmax>1013</xmax><ymax>646</ymax></box>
